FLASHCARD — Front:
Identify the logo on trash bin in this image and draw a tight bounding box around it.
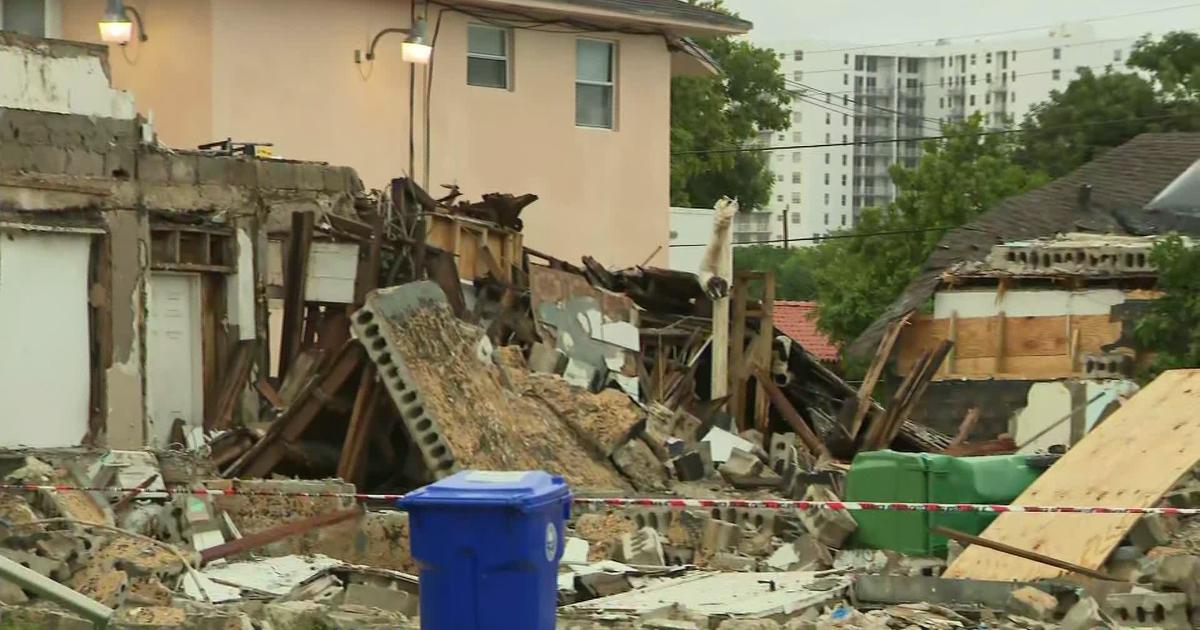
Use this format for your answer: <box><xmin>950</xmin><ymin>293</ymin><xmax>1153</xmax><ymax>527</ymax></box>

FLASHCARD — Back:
<box><xmin>544</xmin><ymin>522</ymin><xmax>558</xmax><ymax>562</ymax></box>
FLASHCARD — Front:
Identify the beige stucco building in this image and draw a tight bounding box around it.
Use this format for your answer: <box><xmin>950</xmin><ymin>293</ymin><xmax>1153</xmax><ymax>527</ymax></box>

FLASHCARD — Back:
<box><xmin>45</xmin><ymin>0</ymin><xmax>749</xmax><ymax>267</ymax></box>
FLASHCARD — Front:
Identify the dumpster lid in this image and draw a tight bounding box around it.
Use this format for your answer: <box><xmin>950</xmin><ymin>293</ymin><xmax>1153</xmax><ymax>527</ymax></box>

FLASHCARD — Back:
<box><xmin>398</xmin><ymin>470</ymin><xmax>570</xmax><ymax>511</ymax></box>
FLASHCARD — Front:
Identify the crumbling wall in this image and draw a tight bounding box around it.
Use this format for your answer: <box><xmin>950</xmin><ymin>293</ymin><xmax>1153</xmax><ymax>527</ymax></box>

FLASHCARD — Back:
<box><xmin>0</xmin><ymin>31</ymin><xmax>135</xmax><ymax>118</ymax></box>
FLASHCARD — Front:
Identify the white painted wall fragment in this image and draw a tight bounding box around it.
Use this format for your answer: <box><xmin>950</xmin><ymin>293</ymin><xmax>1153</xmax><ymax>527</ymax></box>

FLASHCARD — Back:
<box><xmin>0</xmin><ymin>231</ymin><xmax>92</xmax><ymax>447</ymax></box>
<box><xmin>1013</xmin><ymin>379</ymin><xmax>1139</xmax><ymax>453</ymax></box>
<box><xmin>228</xmin><ymin>228</ymin><xmax>256</xmax><ymax>340</ymax></box>
<box><xmin>933</xmin><ymin>289</ymin><xmax>1127</xmax><ymax>319</ymax></box>
<box><xmin>0</xmin><ymin>45</ymin><xmax>135</xmax><ymax>118</ymax></box>
<box><xmin>304</xmin><ymin>241</ymin><xmax>359</xmax><ymax>304</ymax></box>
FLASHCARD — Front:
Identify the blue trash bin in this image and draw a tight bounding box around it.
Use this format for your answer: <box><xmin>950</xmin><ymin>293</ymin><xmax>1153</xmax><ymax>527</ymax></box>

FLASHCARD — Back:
<box><xmin>399</xmin><ymin>470</ymin><xmax>571</xmax><ymax>630</ymax></box>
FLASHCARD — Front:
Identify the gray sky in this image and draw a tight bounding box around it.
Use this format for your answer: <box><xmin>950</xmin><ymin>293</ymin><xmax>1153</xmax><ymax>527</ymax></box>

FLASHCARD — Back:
<box><xmin>725</xmin><ymin>0</ymin><xmax>1200</xmax><ymax>45</ymax></box>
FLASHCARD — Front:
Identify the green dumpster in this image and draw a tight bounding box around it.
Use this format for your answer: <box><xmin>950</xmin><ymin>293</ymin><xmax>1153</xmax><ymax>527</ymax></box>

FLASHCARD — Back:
<box><xmin>845</xmin><ymin>450</ymin><xmax>1044</xmax><ymax>557</ymax></box>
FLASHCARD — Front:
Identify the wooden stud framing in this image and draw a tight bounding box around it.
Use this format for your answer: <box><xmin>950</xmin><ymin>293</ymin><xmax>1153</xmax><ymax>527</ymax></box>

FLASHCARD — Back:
<box><xmin>278</xmin><ymin>211</ymin><xmax>315</xmax><ymax>381</ymax></box>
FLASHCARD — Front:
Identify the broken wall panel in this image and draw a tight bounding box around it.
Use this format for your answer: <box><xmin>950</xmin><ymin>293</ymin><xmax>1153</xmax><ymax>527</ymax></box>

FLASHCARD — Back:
<box><xmin>356</xmin><ymin>282</ymin><xmax>631</xmax><ymax>491</ymax></box>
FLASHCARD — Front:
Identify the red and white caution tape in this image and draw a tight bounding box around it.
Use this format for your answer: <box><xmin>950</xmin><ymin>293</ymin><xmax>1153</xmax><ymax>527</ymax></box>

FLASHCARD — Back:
<box><xmin>0</xmin><ymin>483</ymin><xmax>1196</xmax><ymax>516</ymax></box>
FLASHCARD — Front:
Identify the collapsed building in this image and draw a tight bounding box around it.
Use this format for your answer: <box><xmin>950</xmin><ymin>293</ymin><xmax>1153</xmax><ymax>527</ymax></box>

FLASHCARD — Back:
<box><xmin>5</xmin><ymin>27</ymin><xmax>1200</xmax><ymax>630</ymax></box>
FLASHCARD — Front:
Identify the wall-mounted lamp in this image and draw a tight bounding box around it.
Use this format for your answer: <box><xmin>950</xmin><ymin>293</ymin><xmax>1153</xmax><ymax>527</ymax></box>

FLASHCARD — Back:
<box><xmin>98</xmin><ymin>0</ymin><xmax>148</xmax><ymax>45</ymax></box>
<box><xmin>354</xmin><ymin>18</ymin><xmax>432</xmax><ymax>65</ymax></box>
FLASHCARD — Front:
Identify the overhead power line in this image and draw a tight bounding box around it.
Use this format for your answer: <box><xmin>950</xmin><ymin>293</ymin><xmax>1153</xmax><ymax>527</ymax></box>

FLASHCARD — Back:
<box><xmin>672</xmin><ymin>112</ymin><xmax>1191</xmax><ymax>156</ymax></box>
<box><xmin>668</xmin><ymin>225</ymin><xmax>975</xmax><ymax>248</ymax></box>
<box><xmin>795</xmin><ymin>3</ymin><xmax>1200</xmax><ymax>55</ymax></box>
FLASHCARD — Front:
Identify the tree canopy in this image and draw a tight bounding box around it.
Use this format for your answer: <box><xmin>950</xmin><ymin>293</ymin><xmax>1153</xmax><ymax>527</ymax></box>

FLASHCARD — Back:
<box><xmin>671</xmin><ymin>5</ymin><xmax>791</xmax><ymax>209</ymax></box>
<box><xmin>1135</xmin><ymin>236</ymin><xmax>1200</xmax><ymax>379</ymax></box>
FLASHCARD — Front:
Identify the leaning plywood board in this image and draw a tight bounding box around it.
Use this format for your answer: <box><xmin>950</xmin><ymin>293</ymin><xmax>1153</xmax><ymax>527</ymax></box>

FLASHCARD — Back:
<box><xmin>944</xmin><ymin>369</ymin><xmax>1200</xmax><ymax>581</ymax></box>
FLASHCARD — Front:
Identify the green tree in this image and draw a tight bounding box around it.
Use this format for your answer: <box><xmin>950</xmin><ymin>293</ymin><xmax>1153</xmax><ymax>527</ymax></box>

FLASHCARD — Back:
<box><xmin>733</xmin><ymin>245</ymin><xmax>818</xmax><ymax>300</ymax></box>
<box><xmin>1135</xmin><ymin>235</ymin><xmax>1200</xmax><ymax>379</ymax></box>
<box><xmin>809</xmin><ymin>116</ymin><xmax>1047</xmax><ymax>345</ymax></box>
<box><xmin>671</xmin><ymin>4</ymin><xmax>791</xmax><ymax>209</ymax></box>
<box><xmin>1017</xmin><ymin>32</ymin><xmax>1200</xmax><ymax>178</ymax></box>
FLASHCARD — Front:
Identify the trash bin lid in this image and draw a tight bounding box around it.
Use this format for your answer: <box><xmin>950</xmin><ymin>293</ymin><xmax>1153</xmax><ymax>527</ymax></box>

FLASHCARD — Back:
<box><xmin>398</xmin><ymin>470</ymin><xmax>569</xmax><ymax>512</ymax></box>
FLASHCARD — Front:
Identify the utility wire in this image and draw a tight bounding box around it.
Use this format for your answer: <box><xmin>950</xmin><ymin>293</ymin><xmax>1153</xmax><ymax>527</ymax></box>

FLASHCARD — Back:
<box><xmin>785</xmin><ymin>78</ymin><xmax>945</xmax><ymax>129</ymax></box>
<box><xmin>668</xmin><ymin>225</ymin><xmax>974</xmax><ymax>247</ymax></box>
<box><xmin>795</xmin><ymin>3</ymin><xmax>1200</xmax><ymax>54</ymax></box>
<box><xmin>672</xmin><ymin>112</ymin><xmax>1192</xmax><ymax>156</ymax></box>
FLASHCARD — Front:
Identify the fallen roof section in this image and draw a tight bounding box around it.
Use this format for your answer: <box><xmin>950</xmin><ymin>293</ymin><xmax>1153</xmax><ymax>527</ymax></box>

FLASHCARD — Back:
<box><xmin>848</xmin><ymin>132</ymin><xmax>1200</xmax><ymax>359</ymax></box>
<box><xmin>774</xmin><ymin>301</ymin><xmax>839</xmax><ymax>362</ymax></box>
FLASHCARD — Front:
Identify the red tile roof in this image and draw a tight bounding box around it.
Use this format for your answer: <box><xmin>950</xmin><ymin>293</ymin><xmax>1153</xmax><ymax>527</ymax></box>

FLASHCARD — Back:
<box><xmin>774</xmin><ymin>301</ymin><xmax>839</xmax><ymax>362</ymax></box>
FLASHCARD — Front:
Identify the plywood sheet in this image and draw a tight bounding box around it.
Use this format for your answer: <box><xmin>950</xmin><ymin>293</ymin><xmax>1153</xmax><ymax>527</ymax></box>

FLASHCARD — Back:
<box><xmin>943</xmin><ymin>369</ymin><xmax>1200</xmax><ymax>581</ymax></box>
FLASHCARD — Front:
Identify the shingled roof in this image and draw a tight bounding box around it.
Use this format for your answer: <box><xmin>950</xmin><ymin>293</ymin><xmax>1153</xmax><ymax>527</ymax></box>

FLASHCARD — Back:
<box><xmin>469</xmin><ymin>0</ymin><xmax>752</xmax><ymax>35</ymax></box>
<box><xmin>775</xmin><ymin>301</ymin><xmax>839</xmax><ymax>362</ymax></box>
<box><xmin>847</xmin><ymin>132</ymin><xmax>1200</xmax><ymax>358</ymax></box>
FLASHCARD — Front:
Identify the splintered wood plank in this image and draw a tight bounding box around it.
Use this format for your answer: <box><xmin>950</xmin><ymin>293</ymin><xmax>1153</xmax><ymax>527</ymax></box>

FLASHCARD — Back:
<box><xmin>943</xmin><ymin>369</ymin><xmax>1200</xmax><ymax>581</ymax></box>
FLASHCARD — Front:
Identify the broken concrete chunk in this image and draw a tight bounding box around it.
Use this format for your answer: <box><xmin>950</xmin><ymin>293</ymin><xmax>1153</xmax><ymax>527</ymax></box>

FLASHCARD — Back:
<box><xmin>1059</xmin><ymin>596</ymin><xmax>1105</xmax><ymax>630</ymax></box>
<box><xmin>799</xmin><ymin>486</ymin><xmax>856</xmax><ymax>549</ymax></box>
<box><xmin>1153</xmin><ymin>554</ymin><xmax>1200</xmax><ymax>602</ymax></box>
<box><xmin>0</xmin><ymin>579</ymin><xmax>28</xmax><ymax>605</ymax></box>
<box><xmin>611</xmin><ymin>438</ymin><xmax>671</xmax><ymax>492</ymax></box>
<box><xmin>720</xmin><ymin>448</ymin><xmax>764</xmax><ymax>479</ymax></box>
<box><xmin>529</xmin><ymin>341</ymin><xmax>567</xmax><ymax>374</ymax></box>
<box><xmin>716</xmin><ymin>620</ymin><xmax>782</xmax><ymax>630</ymax></box>
<box><xmin>709</xmin><ymin>551</ymin><xmax>756</xmax><ymax>571</ymax></box>
<box><xmin>618</xmin><ymin>527</ymin><xmax>665</xmax><ymax>566</ymax></box>
<box><xmin>1006</xmin><ymin>586</ymin><xmax>1058</xmax><ymax>621</ymax></box>
<box><xmin>562</xmin><ymin>537</ymin><xmax>590</xmax><ymax>565</ymax></box>
<box><xmin>343</xmin><ymin>582</ymin><xmax>419</xmax><ymax>615</ymax></box>
<box><xmin>767</xmin><ymin>535</ymin><xmax>832</xmax><ymax>572</ymax></box>
<box><xmin>701</xmin><ymin>427</ymin><xmax>757</xmax><ymax>464</ymax></box>
<box><xmin>576</xmin><ymin>570</ymin><xmax>633</xmax><ymax>599</ymax></box>
<box><xmin>671</xmin><ymin>451</ymin><xmax>707</xmax><ymax>482</ymax></box>
<box><xmin>700</xmin><ymin>519</ymin><xmax>741</xmax><ymax>556</ymax></box>
<box><xmin>1129</xmin><ymin>514</ymin><xmax>1175</xmax><ymax>552</ymax></box>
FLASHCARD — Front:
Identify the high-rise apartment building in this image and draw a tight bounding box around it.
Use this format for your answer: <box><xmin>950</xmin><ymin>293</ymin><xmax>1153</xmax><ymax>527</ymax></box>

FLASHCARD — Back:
<box><xmin>754</xmin><ymin>24</ymin><xmax>1139</xmax><ymax>246</ymax></box>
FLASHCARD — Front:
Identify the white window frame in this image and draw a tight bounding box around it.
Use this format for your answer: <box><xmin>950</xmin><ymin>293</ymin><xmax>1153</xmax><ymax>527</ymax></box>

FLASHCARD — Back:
<box><xmin>575</xmin><ymin>38</ymin><xmax>617</xmax><ymax>130</ymax></box>
<box><xmin>466</xmin><ymin>23</ymin><xmax>512</xmax><ymax>90</ymax></box>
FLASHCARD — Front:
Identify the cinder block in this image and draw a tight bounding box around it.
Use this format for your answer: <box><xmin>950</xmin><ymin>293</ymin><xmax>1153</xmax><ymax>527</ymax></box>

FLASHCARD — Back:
<box><xmin>1106</xmin><ymin>592</ymin><xmax>1190</xmax><ymax>629</ymax></box>
<box><xmin>10</xmin><ymin>111</ymin><xmax>49</xmax><ymax>144</ymax></box>
<box><xmin>720</xmin><ymin>447</ymin><xmax>764</xmax><ymax>479</ymax></box>
<box><xmin>709</xmin><ymin>552</ymin><xmax>755</xmax><ymax>571</ymax></box>
<box><xmin>227</xmin><ymin>158</ymin><xmax>258</xmax><ymax>188</ymax></box>
<box><xmin>672</xmin><ymin>451</ymin><xmax>706</xmax><ymax>481</ymax></box>
<box><xmin>137</xmin><ymin>152</ymin><xmax>169</xmax><ymax>182</ymax></box>
<box><xmin>322</xmin><ymin>165</ymin><xmax>346</xmax><ymax>192</ymax></box>
<box><xmin>619</xmin><ymin>527</ymin><xmax>665</xmax><ymax>566</ymax></box>
<box><xmin>260</xmin><ymin>160</ymin><xmax>298</xmax><ymax>190</ymax></box>
<box><xmin>168</xmin><ymin>154</ymin><xmax>198</xmax><ymax>185</ymax></box>
<box><xmin>104</xmin><ymin>148</ymin><xmax>135</xmax><ymax>178</ymax></box>
<box><xmin>1129</xmin><ymin>514</ymin><xmax>1174</xmax><ymax>552</ymax></box>
<box><xmin>1153</xmin><ymin>554</ymin><xmax>1200</xmax><ymax>602</ymax></box>
<box><xmin>799</xmin><ymin>485</ymin><xmax>856</xmax><ymax>548</ymax></box>
<box><xmin>296</xmin><ymin>163</ymin><xmax>325</xmax><ymax>191</ymax></box>
<box><xmin>629</xmin><ymin>507</ymin><xmax>671</xmax><ymax>533</ymax></box>
<box><xmin>64</xmin><ymin>149</ymin><xmax>105</xmax><ymax>177</ymax></box>
<box><xmin>29</xmin><ymin>145</ymin><xmax>67</xmax><ymax>174</ymax></box>
<box><xmin>701</xmin><ymin>518</ymin><xmax>741</xmax><ymax>555</ymax></box>
<box><xmin>196</xmin><ymin>155</ymin><xmax>227</xmax><ymax>185</ymax></box>
<box><xmin>1006</xmin><ymin>586</ymin><xmax>1057</xmax><ymax>621</ymax></box>
<box><xmin>0</xmin><ymin>142</ymin><xmax>32</xmax><ymax>171</ymax></box>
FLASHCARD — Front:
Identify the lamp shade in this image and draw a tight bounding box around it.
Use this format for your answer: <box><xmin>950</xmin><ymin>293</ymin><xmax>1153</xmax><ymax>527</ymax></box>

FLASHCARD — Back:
<box><xmin>401</xmin><ymin>41</ymin><xmax>433</xmax><ymax>64</ymax></box>
<box><xmin>98</xmin><ymin>18</ymin><xmax>133</xmax><ymax>43</ymax></box>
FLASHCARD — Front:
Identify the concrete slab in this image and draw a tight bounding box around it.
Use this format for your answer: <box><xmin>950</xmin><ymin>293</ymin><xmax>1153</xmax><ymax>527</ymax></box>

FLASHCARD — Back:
<box><xmin>564</xmin><ymin>571</ymin><xmax>849</xmax><ymax>618</ymax></box>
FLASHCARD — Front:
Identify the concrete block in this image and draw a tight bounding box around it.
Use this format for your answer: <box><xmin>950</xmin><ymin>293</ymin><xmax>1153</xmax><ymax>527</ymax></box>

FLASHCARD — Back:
<box><xmin>577</xmin><ymin>571</ymin><xmax>633</xmax><ymax>598</ymax></box>
<box><xmin>1059</xmin><ymin>596</ymin><xmax>1105</xmax><ymax>630</ymax></box>
<box><xmin>1166</xmin><ymin>484</ymin><xmax>1200</xmax><ymax>509</ymax></box>
<box><xmin>65</xmin><ymin>148</ymin><xmax>105</xmax><ymax>177</ymax></box>
<box><xmin>701</xmin><ymin>518</ymin><xmax>741</xmax><ymax>555</ymax></box>
<box><xmin>343</xmin><ymin>582</ymin><xmax>419</xmax><ymax>615</ymax></box>
<box><xmin>0</xmin><ymin>142</ymin><xmax>32</xmax><ymax>171</ymax></box>
<box><xmin>709</xmin><ymin>552</ymin><xmax>756</xmax><ymax>571</ymax></box>
<box><xmin>562</xmin><ymin>537</ymin><xmax>589</xmax><ymax>565</ymax></box>
<box><xmin>1006</xmin><ymin>585</ymin><xmax>1057</xmax><ymax>621</ymax></box>
<box><xmin>196</xmin><ymin>155</ymin><xmax>227</xmax><ymax>184</ymax></box>
<box><xmin>168</xmin><ymin>154</ymin><xmax>198</xmax><ymax>184</ymax></box>
<box><xmin>297</xmin><ymin>163</ymin><xmax>325</xmax><ymax>191</ymax></box>
<box><xmin>799</xmin><ymin>485</ymin><xmax>857</xmax><ymax>549</ymax></box>
<box><xmin>1106</xmin><ymin>591</ymin><xmax>1190</xmax><ymax>629</ymax></box>
<box><xmin>322</xmin><ymin>165</ymin><xmax>346</xmax><ymax>192</ymax></box>
<box><xmin>662</xmin><ymin>544</ymin><xmax>694</xmax><ymax>566</ymax></box>
<box><xmin>720</xmin><ymin>447</ymin><xmax>764</xmax><ymax>478</ymax></box>
<box><xmin>630</xmin><ymin>507</ymin><xmax>671</xmax><ymax>532</ymax></box>
<box><xmin>619</xmin><ymin>527</ymin><xmax>665</xmax><ymax>566</ymax></box>
<box><xmin>137</xmin><ymin>152</ymin><xmax>169</xmax><ymax>182</ymax></box>
<box><xmin>1153</xmin><ymin>554</ymin><xmax>1200</xmax><ymax>602</ymax></box>
<box><xmin>227</xmin><ymin>158</ymin><xmax>258</xmax><ymax>187</ymax></box>
<box><xmin>30</xmin><ymin>144</ymin><xmax>67</xmax><ymax>174</ymax></box>
<box><xmin>81</xmin><ymin>122</ymin><xmax>114</xmax><ymax>152</ymax></box>
<box><xmin>0</xmin><ymin>548</ymin><xmax>69</xmax><ymax>581</ymax></box>
<box><xmin>1129</xmin><ymin>514</ymin><xmax>1174</xmax><ymax>552</ymax></box>
<box><xmin>49</xmin><ymin>126</ymin><xmax>81</xmax><ymax>147</ymax></box>
<box><xmin>612</xmin><ymin>438</ymin><xmax>670</xmax><ymax>492</ymax></box>
<box><xmin>13</xmin><ymin>116</ymin><xmax>49</xmax><ymax>144</ymax></box>
<box><xmin>766</xmin><ymin>534</ymin><xmax>832</xmax><ymax>571</ymax></box>
<box><xmin>260</xmin><ymin>159</ymin><xmax>298</xmax><ymax>190</ymax></box>
<box><xmin>737</xmin><ymin>527</ymin><xmax>775</xmax><ymax>557</ymax></box>
<box><xmin>0</xmin><ymin>579</ymin><xmax>28</xmax><ymax>604</ymax></box>
<box><xmin>104</xmin><ymin>148</ymin><xmax>135</xmax><ymax>178</ymax></box>
<box><xmin>672</xmin><ymin>451</ymin><xmax>706</xmax><ymax>481</ymax></box>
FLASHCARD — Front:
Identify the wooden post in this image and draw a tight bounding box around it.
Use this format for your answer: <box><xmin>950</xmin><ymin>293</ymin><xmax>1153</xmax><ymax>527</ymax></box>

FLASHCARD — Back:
<box><xmin>947</xmin><ymin>310</ymin><xmax>958</xmax><ymax>375</ymax></box>
<box><xmin>279</xmin><ymin>211</ymin><xmax>314</xmax><ymax>380</ymax></box>
<box><xmin>730</xmin><ymin>275</ymin><xmax>749</xmax><ymax>429</ymax></box>
<box><xmin>337</xmin><ymin>366</ymin><xmax>380</xmax><ymax>487</ymax></box>
<box><xmin>1068</xmin><ymin>380</ymin><xmax>1088</xmax><ymax>445</ymax></box>
<box><xmin>710</xmin><ymin>211</ymin><xmax>733</xmax><ymax>403</ymax></box>
<box><xmin>753</xmin><ymin>271</ymin><xmax>776</xmax><ymax>434</ymax></box>
<box><xmin>994</xmin><ymin>311</ymin><xmax>1006</xmax><ymax>375</ymax></box>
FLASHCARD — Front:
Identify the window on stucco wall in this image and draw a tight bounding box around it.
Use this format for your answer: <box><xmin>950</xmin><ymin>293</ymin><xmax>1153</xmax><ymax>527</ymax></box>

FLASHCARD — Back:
<box><xmin>576</xmin><ymin>38</ymin><xmax>615</xmax><ymax>129</ymax></box>
<box><xmin>467</xmin><ymin>24</ymin><xmax>511</xmax><ymax>89</ymax></box>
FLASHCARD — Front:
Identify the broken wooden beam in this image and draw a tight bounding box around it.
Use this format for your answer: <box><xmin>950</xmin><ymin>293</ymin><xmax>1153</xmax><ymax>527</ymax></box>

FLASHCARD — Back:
<box><xmin>227</xmin><ymin>342</ymin><xmax>365</xmax><ymax>478</ymax></box>
<box><xmin>336</xmin><ymin>366</ymin><xmax>381</xmax><ymax>487</ymax></box>
<box><xmin>200</xmin><ymin>507</ymin><xmax>361</xmax><ymax>564</ymax></box>
<box><xmin>931</xmin><ymin>526</ymin><xmax>1120</xmax><ymax>582</ymax></box>
<box><xmin>846</xmin><ymin>312</ymin><xmax>910</xmax><ymax>439</ymax></box>
<box><xmin>207</xmin><ymin>341</ymin><xmax>256</xmax><ymax>431</ymax></box>
<box><xmin>755</xmin><ymin>367</ymin><xmax>831</xmax><ymax>459</ymax></box>
<box><xmin>279</xmin><ymin>211</ymin><xmax>315</xmax><ymax>381</ymax></box>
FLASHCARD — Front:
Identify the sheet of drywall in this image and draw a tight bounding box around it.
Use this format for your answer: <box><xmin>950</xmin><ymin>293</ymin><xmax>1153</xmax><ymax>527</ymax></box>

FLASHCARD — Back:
<box><xmin>0</xmin><ymin>231</ymin><xmax>92</xmax><ymax>447</ymax></box>
<box><xmin>933</xmin><ymin>289</ymin><xmax>1126</xmax><ymax>319</ymax></box>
